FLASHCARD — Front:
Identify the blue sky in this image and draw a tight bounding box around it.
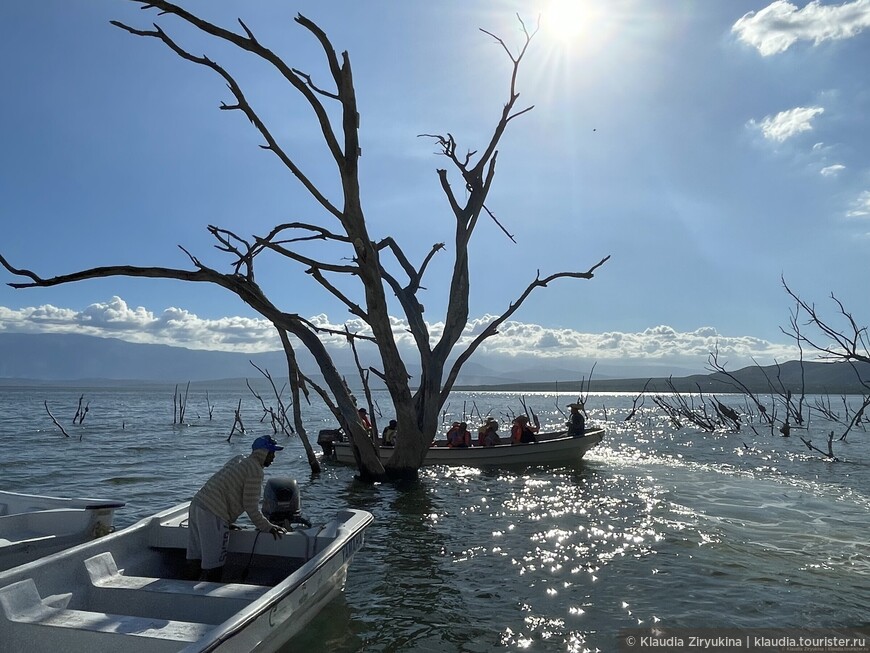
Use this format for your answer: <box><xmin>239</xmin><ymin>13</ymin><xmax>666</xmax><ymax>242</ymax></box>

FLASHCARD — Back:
<box><xmin>1</xmin><ymin>0</ymin><xmax>869</xmax><ymax>377</ymax></box>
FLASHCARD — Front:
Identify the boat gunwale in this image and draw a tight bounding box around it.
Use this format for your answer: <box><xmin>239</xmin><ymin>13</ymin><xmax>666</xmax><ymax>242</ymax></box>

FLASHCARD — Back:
<box><xmin>0</xmin><ymin>490</ymin><xmax>125</xmax><ymax>514</ymax></box>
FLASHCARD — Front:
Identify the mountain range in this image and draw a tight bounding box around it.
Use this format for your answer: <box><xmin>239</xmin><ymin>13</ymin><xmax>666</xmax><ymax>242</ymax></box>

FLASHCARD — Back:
<box><xmin>0</xmin><ymin>332</ymin><xmax>868</xmax><ymax>394</ymax></box>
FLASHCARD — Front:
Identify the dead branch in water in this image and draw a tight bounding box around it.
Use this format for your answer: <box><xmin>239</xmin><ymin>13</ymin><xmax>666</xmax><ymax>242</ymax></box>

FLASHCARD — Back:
<box><xmin>205</xmin><ymin>391</ymin><xmax>215</xmax><ymax>420</ymax></box>
<box><xmin>227</xmin><ymin>399</ymin><xmax>245</xmax><ymax>442</ymax></box>
<box><xmin>173</xmin><ymin>382</ymin><xmax>191</xmax><ymax>424</ymax></box>
<box><xmin>72</xmin><ymin>394</ymin><xmax>90</xmax><ymax>424</ymax></box>
<box><xmin>45</xmin><ymin>401</ymin><xmax>70</xmax><ymax>438</ymax></box>
<box><xmin>624</xmin><ymin>379</ymin><xmax>652</xmax><ymax>422</ymax></box>
<box><xmin>799</xmin><ymin>431</ymin><xmax>839</xmax><ymax>461</ymax></box>
<box><xmin>246</xmin><ymin>362</ymin><xmax>295</xmax><ymax>437</ymax></box>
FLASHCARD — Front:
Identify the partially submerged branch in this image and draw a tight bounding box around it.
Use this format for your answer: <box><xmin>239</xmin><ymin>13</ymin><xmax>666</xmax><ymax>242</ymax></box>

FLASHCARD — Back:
<box><xmin>45</xmin><ymin>401</ymin><xmax>70</xmax><ymax>438</ymax></box>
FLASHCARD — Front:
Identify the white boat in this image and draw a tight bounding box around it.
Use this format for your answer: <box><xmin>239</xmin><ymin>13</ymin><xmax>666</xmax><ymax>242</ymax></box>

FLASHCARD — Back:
<box><xmin>329</xmin><ymin>428</ymin><xmax>604</xmax><ymax>467</ymax></box>
<box><xmin>0</xmin><ymin>499</ymin><xmax>374</xmax><ymax>652</ymax></box>
<box><xmin>0</xmin><ymin>490</ymin><xmax>125</xmax><ymax>572</ymax></box>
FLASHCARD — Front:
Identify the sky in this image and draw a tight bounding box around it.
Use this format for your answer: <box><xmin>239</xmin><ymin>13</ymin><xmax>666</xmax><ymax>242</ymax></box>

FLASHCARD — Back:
<box><xmin>1</xmin><ymin>0</ymin><xmax>869</xmax><ymax>378</ymax></box>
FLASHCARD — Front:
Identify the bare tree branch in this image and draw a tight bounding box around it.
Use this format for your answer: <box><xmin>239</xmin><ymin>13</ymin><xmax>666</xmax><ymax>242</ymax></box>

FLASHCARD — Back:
<box><xmin>440</xmin><ymin>256</ymin><xmax>610</xmax><ymax>402</ymax></box>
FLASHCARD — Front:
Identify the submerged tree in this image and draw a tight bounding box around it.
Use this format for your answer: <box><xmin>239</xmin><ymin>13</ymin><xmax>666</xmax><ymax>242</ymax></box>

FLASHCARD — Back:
<box><xmin>1</xmin><ymin>2</ymin><xmax>608</xmax><ymax>480</ymax></box>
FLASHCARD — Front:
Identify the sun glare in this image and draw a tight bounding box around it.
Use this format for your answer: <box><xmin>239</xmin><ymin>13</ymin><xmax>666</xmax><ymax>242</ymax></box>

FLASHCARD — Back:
<box><xmin>542</xmin><ymin>0</ymin><xmax>588</xmax><ymax>44</ymax></box>
<box><xmin>539</xmin><ymin>0</ymin><xmax>620</xmax><ymax>56</ymax></box>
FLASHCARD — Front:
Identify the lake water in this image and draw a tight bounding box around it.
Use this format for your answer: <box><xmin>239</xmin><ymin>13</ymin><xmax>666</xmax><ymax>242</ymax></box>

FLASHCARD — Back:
<box><xmin>1</xmin><ymin>383</ymin><xmax>868</xmax><ymax>652</ymax></box>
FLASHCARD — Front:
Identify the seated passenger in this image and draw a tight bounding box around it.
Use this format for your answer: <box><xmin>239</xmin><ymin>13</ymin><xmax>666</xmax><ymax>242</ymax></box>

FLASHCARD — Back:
<box><xmin>443</xmin><ymin>421</ymin><xmax>461</xmax><ymax>447</ymax></box>
<box><xmin>358</xmin><ymin>407</ymin><xmax>372</xmax><ymax>437</ymax></box>
<box><xmin>447</xmin><ymin>422</ymin><xmax>471</xmax><ymax>448</ymax></box>
<box><xmin>510</xmin><ymin>415</ymin><xmax>539</xmax><ymax>445</ymax></box>
<box><xmin>566</xmin><ymin>403</ymin><xmax>586</xmax><ymax>438</ymax></box>
<box><xmin>478</xmin><ymin>418</ymin><xmax>501</xmax><ymax>447</ymax></box>
<box><xmin>381</xmin><ymin>419</ymin><xmax>398</xmax><ymax>446</ymax></box>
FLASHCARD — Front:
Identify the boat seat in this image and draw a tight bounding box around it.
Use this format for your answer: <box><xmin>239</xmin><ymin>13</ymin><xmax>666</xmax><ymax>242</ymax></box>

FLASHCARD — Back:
<box><xmin>82</xmin><ymin>552</ymin><xmax>269</xmax><ymax>623</ymax></box>
<box><xmin>0</xmin><ymin>578</ymin><xmax>213</xmax><ymax>653</ymax></box>
<box><xmin>85</xmin><ymin>552</ymin><xmax>269</xmax><ymax>601</ymax></box>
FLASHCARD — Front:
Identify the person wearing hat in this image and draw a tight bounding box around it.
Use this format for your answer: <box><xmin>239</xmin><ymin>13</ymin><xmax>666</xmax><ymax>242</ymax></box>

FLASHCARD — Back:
<box><xmin>358</xmin><ymin>407</ymin><xmax>373</xmax><ymax>436</ymax></box>
<box><xmin>186</xmin><ymin>435</ymin><xmax>287</xmax><ymax>581</ymax></box>
<box><xmin>478</xmin><ymin>418</ymin><xmax>501</xmax><ymax>447</ymax></box>
<box><xmin>567</xmin><ymin>403</ymin><xmax>586</xmax><ymax>438</ymax></box>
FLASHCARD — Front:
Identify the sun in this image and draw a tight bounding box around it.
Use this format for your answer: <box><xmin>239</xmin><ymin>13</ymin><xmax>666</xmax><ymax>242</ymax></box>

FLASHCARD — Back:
<box><xmin>542</xmin><ymin>0</ymin><xmax>589</xmax><ymax>44</ymax></box>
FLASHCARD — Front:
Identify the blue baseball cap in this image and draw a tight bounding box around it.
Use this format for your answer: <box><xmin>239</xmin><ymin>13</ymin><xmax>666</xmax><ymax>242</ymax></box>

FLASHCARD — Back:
<box><xmin>251</xmin><ymin>435</ymin><xmax>284</xmax><ymax>452</ymax></box>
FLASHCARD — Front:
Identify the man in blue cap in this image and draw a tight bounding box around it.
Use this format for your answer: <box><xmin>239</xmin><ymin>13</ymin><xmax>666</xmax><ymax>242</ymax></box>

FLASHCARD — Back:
<box><xmin>186</xmin><ymin>435</ymin><xmax>287</xmax><ymax>581</ymax></box>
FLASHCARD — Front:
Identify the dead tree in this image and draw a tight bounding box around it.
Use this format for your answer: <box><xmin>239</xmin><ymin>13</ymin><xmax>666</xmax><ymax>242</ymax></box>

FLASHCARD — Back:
<box><xmin>651</xmin><ymin>379</ymin><xmax>734</xmax><ymax>433</ymax></box>
<box><xmin>781</xmin><ymin>279</ymin><xmax>870</xmax><ymax>453</ymax></box>
<box><xmin>812</xmin><ymin>393</ymin><xmax>870</xmax><ymax>441</ymax></box>
<box><xmin>0</xmin><ymin>4</ymin><xmax>609</xmax><ymax>480</ymax></box>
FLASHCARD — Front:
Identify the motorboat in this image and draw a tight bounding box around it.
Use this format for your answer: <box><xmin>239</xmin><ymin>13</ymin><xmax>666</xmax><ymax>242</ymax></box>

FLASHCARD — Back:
<box><xmin>0</xmin><ymin>481</ymin><xmax>373</xmax><ymax>652</ymax></box>
<box><xmin>0</xmin><ymin>490</ymin><xmax>125</xmax><ymax>572</ymax></box>
<box><xmin>327</xmin><ymin>428</ymin><xmax>605</xmax><ymax>467</ymax></box>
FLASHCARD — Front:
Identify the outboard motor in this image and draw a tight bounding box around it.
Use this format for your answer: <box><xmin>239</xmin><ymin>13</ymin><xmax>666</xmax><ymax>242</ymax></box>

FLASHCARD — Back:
<box><xmin>317</xmin><ymin>428</ymin><xmax>344</xmax><ymax>457</ymax></box>
<box><xmin>262</xmin><ymin>478</ymin><xmax>311</xmax><ymax>528</ymax></box>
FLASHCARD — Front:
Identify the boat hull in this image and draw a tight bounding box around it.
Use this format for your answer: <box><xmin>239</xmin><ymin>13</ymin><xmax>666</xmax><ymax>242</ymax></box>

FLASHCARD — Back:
<box><xmin>330</xmin><ymin>429</ymin><xmax>604</xmax><ymax>467</ymax></box>
<box><xmin>0</xmin><ymin>502</ymin><xmax>373</xmax><ymax>652</ymax></box>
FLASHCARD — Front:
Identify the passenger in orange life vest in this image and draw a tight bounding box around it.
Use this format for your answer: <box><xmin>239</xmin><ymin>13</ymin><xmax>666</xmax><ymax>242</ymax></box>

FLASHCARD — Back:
<box><xmin>447</xmin><ymin>422</ymin><xmax>471</xmax><ymax>448</ymax></box>
<box><xmin>358</xmin><ymin>408</ymin><xmax>372</xmax><ymax>435</ymax></box>
<box><xmin>510</xmin><ymin>415</ymin><xmax>538</xmax><ymax>444</ymax></box>
<box><xmin>443</xmin><ymin>422</ymin><xmax>460</xmax><ymax>447</ymax></box>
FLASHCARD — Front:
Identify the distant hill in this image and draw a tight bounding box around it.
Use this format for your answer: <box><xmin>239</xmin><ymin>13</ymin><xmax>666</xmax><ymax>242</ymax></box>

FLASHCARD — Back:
<box><xmin>464</xmin><ymin>359</ymin><xmax>870</xmax><ymax>395</ymax></box>
<box><xmin>0</xmin><ymin>332</ymin><xmax>685</xmax><ymax>386</ymax></box>
<box><xmin>0</xmin><ymin>332</ymin><xmax>290</xmax><ymax>383</ymax></box>
<box><xmin>1</xmin><ymin>332</ymin><xmax>868</xmax><ymax>394</ymax></box>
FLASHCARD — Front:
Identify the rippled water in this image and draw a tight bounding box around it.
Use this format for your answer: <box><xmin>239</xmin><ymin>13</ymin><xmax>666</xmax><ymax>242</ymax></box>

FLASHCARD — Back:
<box><xmin>1</xmin><ymin>384</ymin><xmax>868</xmax><ymax>651</ymax></box>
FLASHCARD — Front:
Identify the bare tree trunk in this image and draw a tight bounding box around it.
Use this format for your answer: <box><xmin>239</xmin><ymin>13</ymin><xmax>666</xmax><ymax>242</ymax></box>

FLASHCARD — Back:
<box><xmin>277</xmin><ymin>329</ymin><xmax>321</xmax><ymax>475</ymax></box>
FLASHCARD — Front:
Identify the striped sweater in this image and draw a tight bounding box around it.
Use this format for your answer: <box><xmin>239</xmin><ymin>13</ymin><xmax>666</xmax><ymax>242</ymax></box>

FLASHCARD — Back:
<box><xmin>191</xmin><ymin>450</ymin><xmax>274</xmax><ymax>532</ymax></box>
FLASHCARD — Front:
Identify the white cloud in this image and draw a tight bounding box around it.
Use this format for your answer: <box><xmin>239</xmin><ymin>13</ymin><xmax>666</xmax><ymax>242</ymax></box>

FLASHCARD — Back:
<box><xmin>820</xmin><ymin>164</ymin><xmax>846</xmax><ymax>176</ymax></box>
<box><xmin>733</xmin><ymin>0</ymin><xmax>870</xmax><ymax>56</ymax></box>
<box><xmin>0</xmin><ymin>298</ymin><xmax>801</xmax><ymax>372</ymax></box>
<box><xmin>749</xmin><ymin>106</ymin><xmax>824</xmax><ymax>142</ymax></box>
<box><xmin>0</xmin><ymin>297</ymin><xmax>281</xmax><ymax>352</ymax></box>
<box><xmin>846</xmin><ymin>190</ymin><xmax>870</xmax><ymax>217</ymax></box>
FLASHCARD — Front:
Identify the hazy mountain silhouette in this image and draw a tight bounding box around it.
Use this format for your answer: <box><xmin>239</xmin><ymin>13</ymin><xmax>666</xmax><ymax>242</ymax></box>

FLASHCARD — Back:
<box><xmin>471</xmin><ymin>359</ymin><xmax>870</xmax><ymax>395</ymax></box>
<box><xmin>0</xmin><ymin>332</ymin><xmax>686</xmax><ymax>386</ymax></box>
<box><xmin>1</xmin><ymin>332</ymin><xmax>867</xmax><ymax>393</ymax></box>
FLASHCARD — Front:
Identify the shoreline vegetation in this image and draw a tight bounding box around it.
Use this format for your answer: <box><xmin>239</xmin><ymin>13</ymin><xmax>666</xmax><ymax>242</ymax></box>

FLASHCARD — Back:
<box><xmin>2</xmin><ymin>360</ymin><xmax>869</xmax><ymax>395</ymax></box>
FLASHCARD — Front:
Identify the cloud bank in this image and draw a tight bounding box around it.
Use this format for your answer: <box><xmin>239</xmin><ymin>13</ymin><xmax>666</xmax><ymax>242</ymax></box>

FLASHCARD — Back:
<box><xmin>733</xmin><ymin>0</ymin><xmax>870</xmax><ymax>56</ymax></box>
<box><xmin>0</xmin><ymin>296</ymin><xmax>800</xmax><ymax>373</ymax></box>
